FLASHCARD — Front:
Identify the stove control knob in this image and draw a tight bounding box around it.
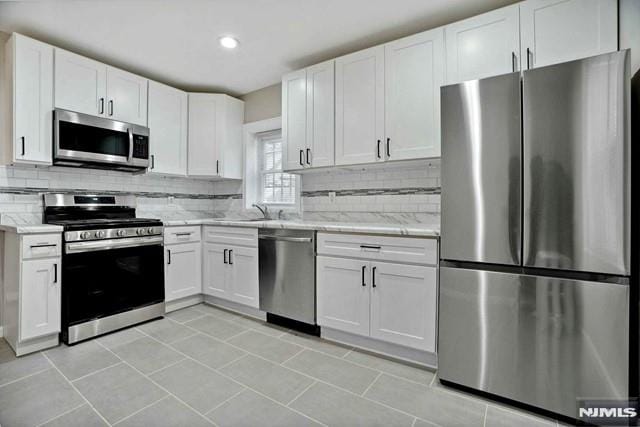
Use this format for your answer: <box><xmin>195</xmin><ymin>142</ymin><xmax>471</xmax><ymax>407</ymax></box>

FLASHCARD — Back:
<box><xmin>147</xmin><ymin>227</ymin><xmax>155</xmax><ymax>234</ymax></box>
<box><xmin>136</xmin><ymin>228</ymin><xmax>146</xmax><ymax>236</ymax></box>
<box><xmin>79</xmin><ymin>231</ymin><xmax>91</xmax><ymax>240</ymax></box>
<box><xmin>116</xmin><ymin>229</ymin><xmax>126</xmax><ymax>237</ymax></box>
<box><xmin>95</xmin><ymin>230</ymin><xmax>106</xmax><ymax>238</ymax></box>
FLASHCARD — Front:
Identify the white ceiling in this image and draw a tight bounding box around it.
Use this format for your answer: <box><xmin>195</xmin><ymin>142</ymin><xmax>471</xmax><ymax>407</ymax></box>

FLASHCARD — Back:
<box><xmin>0</xmin><ymin>0</ymin><xmax>517</xmax><ymax>96</ymax></box>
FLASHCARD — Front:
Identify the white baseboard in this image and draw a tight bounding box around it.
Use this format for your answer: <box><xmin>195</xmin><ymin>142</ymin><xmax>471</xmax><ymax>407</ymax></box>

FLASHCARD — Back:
<box><xmin>322</xmin><ymin>327</ymin><xmax>438</xmax><ymax>370</ymax></box>
<box><xmin>165</xmin><ymin>294</ymin><xmax>204</xmax><ymax>313</ymax></box>
<box><xmin>203</xmin><ymin>295</ymin><xmax>266</xmax><ymax>321</ymax></box>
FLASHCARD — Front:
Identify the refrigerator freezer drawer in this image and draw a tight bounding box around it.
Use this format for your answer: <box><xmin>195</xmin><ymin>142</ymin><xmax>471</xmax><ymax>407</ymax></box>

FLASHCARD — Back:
<box><xmin>522</xmin><ymin>50</ymin><xmax>630</xmax><ymax>275</ymax></box>
<box><xmin>441</xmin><ymin>72</ymin><xmax>522</xmax><ymax>266</ymax></box>
<box><xmin>438</xmin><ymin>266</ymin><xmax>629</xmax><ymax>419</ymax></box>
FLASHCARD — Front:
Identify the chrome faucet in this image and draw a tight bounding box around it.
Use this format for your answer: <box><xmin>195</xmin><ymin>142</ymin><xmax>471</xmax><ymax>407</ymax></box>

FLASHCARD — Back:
<box><xmin>252</xmin><ymin>203</ymin><xmax>270</xmax><ymax>219</ymax></box>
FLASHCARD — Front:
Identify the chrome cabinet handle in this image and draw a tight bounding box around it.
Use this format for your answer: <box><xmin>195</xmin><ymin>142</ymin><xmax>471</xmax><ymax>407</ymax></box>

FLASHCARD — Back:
<box><xmin>306</xmin><ymin>148</ymin><xmax>311</xmax><ymax>165</ymax></box>
<box><xmin>167</xmin><ymin>249</ymin><xmax>171</xmax><ymax>264</ymax></box>
<box><xmin>151</xmin><ymin>154</ymin><xmax>155</xmax><ymax>169</ymax></box>
<box><xmin>526</xmin><ymin>48</ymin><xmax>532</xmax><ymax>70</ymax></box>
<box><xmin>386</xmin><ymin>138</ymin><xmax>390</xmax><ymax>158</ymax></box>
<box><xmin>175</xmin><ymin>232</ymin><xmax>192</xmax><ymax>236</ymax></box>
<box><xmin>361</xmin><ymin>265</ymin><xmax>366</xmax><ymax>287</ymax></box>
<box><xmin>228</xmin><ymin>249</ymin><xmax>233</xmax><ymax>265</ymax></box>
<box><xmin>299</xmin><ymin>150</ymin><xmax>304</xmax><ymax>166</ymax></box>
<box><xmin>109</xmin><ymin>100</ymin><xmax>114</xmax><ymax>116</ymax></box>
<box><xmin>223</xmin><ymin>249</ymin><xmax>228</xmax><ymax>264</ymax></box>
<box><xmin>53</xmin><ymin>263</ymin><xmax>58</xmax><ymax>283</ymax></box>
<box><xmin>372</xmin><ymin>266</ymin><xmax>377</xmax><ymax>288</ymax></box>
<box><xmin>360</xmin><ymin>244</ymin><xmax>381</xmax><ymax>250</ymax></box>
<box><xmin>512</xmin><ymin>52</ymin><xmax>518</xmax><ymax>72</ymax></box>
<box><xmin>216</xmin><ymin>160</ymin><xmax>219</xmax><ymax>175</ymax></box>
<box><xmin>99</xmin><ymin>97</ymin><xmax>105</xmax><ymax>114</ymax></box>
<box><xmin>376</xmin><ymin>140</ymin><xmax>381</xmax><ymax>159</ymax></box>
<box><xmin>30</xmin><ymin>243</ymin><xmax>57</xmax><ymax>248</ymax></box>
<box><xmin>20</xmin><ymin>136</ymin><xmax>25</xmax><ymax>156</ymax></box>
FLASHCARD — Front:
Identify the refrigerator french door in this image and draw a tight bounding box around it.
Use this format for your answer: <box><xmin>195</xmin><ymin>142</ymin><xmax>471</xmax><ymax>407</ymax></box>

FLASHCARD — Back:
<box><xmin>439</xmin><ymin>50</ymin><xmax>631</xmax><ymax>419</ymax></box>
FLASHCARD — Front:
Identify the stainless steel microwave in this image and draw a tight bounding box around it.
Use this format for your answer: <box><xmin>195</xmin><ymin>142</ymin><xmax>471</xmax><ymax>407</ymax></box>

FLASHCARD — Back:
<box><xmin>53</xmin><ymin>109</ymin><xmax>150</xmax><ymax>172</ymax></box>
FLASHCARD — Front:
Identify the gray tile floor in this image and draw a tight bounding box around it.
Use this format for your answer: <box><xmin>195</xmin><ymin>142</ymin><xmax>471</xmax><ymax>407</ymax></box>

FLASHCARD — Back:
<box><xmin>0</xmin><ymin>304</ymin><xmax>563</xmax><ymax>427</ymax></box>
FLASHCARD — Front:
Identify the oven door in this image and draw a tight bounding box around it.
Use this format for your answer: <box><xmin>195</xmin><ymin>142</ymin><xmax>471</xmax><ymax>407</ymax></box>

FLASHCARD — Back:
<box><xmin>61</xmin><ymin>240</ymin><xmax>164</xmax><ymax>331</ymax></box>
<box><xmin>54</xmin><ymin>108</ymin><xmax>149</xmax><ymax>169</ymax></box>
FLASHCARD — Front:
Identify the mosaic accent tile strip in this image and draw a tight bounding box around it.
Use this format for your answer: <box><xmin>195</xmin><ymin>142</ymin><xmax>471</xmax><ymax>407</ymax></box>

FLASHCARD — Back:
<box><xmin>302</xmin><ymin>187</ymin><xmax>441</xmax><ymax>197</ymax></box>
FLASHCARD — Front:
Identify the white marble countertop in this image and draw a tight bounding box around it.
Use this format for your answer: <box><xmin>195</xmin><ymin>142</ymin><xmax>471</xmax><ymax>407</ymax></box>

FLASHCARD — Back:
<box><xmin>0</xmin><ymin>224</ymin><xmax>64</xmax><ymax>234</ymax></box>
<box><xmin>162</xmin><ymin>218</ymin><xmax>440</xmax><ymax>237</ymax></box>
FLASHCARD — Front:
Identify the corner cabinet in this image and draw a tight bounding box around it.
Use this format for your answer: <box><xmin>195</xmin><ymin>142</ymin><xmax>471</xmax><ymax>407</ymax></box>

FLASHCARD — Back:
<box><xmin>164</xmin><ymin>226</ymin><xmax>202</xmax><ymax>302</ymax></box>
<box><xmin>316</xmin><ymin>232</ymin><xmax>438</xmax><ymax>353</ymax></box>
<box><xmin>520</xmin><ymin>0</ymin><xmax>617</xmax><ymax>70</ymax></box>
<box><xmin>282</xmin><ymin>60</ymin><xmax>335</xmax><ymax>171</ymax></box>
<box><xmin>54</xmin><ymin>48</ymin><xmax>148</xmax><ymax>125</ymax></box>
<box><xmin>147</xmin><ymin>81</ymin><xmax>188</xmax><ymax>175</ymax></box>
<box><xmin>202</xmin><ymin>226</ymin><xmax>259</xmax><ymax>308</ymax></box>
<box><xmin>2</xmin><ymin>232</ymin><xmax>62</xmax><ymax>356</ymax></box>
<box><xmin>4</xmin><ymin>33</ymin><xmax>54</xmax><ymax>165</ymax></box>
<box><xmin>187</xmin><ymin>94</ymin><xmax>244</xmax><ymax>179</ymax></box>
<box><xmin>445</xmin><ymin>4</ymin><xmax>521</xmax><ymax>84</ymax></box>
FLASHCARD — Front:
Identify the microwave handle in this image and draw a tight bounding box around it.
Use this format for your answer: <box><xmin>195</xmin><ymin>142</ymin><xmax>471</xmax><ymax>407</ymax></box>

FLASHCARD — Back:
<box><xmin>127</xmin><ymin>128</ymin><xmax>133</xmax><ymax>162</ymax></box>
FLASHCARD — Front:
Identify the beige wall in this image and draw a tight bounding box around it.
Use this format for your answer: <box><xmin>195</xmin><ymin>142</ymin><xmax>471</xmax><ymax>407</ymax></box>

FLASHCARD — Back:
<box><xmin>241</xmin><ymin>83</ymin><xmax>281</xmax><ymax>123</ymax></box>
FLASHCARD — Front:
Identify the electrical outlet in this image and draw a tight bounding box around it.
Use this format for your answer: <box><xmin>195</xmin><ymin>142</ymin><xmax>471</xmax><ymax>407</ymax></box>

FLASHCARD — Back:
<box><xmin>329</xmin><ymin>191</ymin><xmax>336</xmax><ymax>203</ymax></box>
<box><xmin>168</xmin><ymin>196</ymin><xmax>175</xmax><ymax>205</ymax></box>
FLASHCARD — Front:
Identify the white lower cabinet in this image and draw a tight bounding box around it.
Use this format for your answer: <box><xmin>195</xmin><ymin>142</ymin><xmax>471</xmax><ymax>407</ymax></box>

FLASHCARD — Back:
<box><xmin>317</xmin><ymin>256</ymin><xmax>371</xmax><ymax>336</ymax></box>
<box><xmin>202</xmin><ymin>227</ymin><xmax>259</xmax><ymax>309</ymax></box>
<box><xmin>317</xmin><ymin>233</ymin><xmax>438</xmax><ymax>353</ymax></box>
<box><xmin>369</xmin><ymin>262</ymin><xmax>437</xmax><ymax>352</ymax></box>
<box><xmin>20</xmin><ymin>258</ymin><xmax>60</xmax><ymax>341</ymax></box>
<box><xmin>165</xmin><ymin>242</ymin><xmax>202</xmax><ymax>302</ymax></box>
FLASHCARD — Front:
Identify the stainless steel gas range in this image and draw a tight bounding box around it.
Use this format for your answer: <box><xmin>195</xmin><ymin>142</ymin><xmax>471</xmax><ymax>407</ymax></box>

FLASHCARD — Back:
<box><xmin>44</xmin><ymin>194</ymin><xmax>165</xmax><ymax>344</ymax></box>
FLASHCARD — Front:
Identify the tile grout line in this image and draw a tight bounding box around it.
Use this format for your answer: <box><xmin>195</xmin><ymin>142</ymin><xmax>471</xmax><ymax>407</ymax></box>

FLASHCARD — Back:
<box><xmin>93</xmin><ymin>339</ymin><xmax>218</xmax><ymax>426</ymax></box>
<box><xmin>278</xmin><ymin>347</ymin><xmax>307</xmax><ymax>366</ymax></box>
<box><xmin>360</xmin><ymin>371</ymin><xmax>383</xmax><ymax>397</ymax></box>
<box><xmin>482</xmin><ymin>404</ymin><xmax>489</xmax><ymax>427</ymax></box>
<box><xmin>34</xmin><ymin>402</ymin><xmax>86</xmax><ymax>427</ymax></box>
<box><xmin>0</xmin><ymin>365</ymin><xmax>52</xmax><ymax>389</ymax></box>
<box><xmin>285</xmin><ymin>380</ymin><xmax>318</xmax><ymax>407</ymax></box>
<box><xmin>40</xmin><ymin>352</ymin><xmax>113</xmax><ymax>427</ymax></box>
<box><xmin>135</xmin><ymin>323</ymin><xmax>328</xmax><ymax>427</ymax></box>
<box><xmin>68</xmin><ymin>361</ymin><xmax>123</xmax><ymax>383</ymax></box>
<box><xmin>202</xmin><ymin>387</ymin><xmax>247</xmax><ymax>417</ymax></box>
<box><xmin>215</xmin><ymin>352</ymin><xmax>250</xmax><ymax>371</ymax></box>
<box><xmin>166</xmin><ymin>310</ymin><xmax>441</xmax><ymax>425</ymax></box>
<box><xmin>111</xmin><ymin>395</ymin><xmax>172</xmax><ymax>426</ymax></box>
<box><xmin>144</xmin><ymin>356</ymin><xmax>188</xmax><ymax>377</ymax></box>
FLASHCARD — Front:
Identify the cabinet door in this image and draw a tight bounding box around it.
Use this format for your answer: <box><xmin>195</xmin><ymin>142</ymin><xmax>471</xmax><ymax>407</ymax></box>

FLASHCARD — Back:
<box><xmin>370</xmin><ymin>262</ymin><xmax>437</xmax><ymax>352</ymax></box>
<box><xmin>316</xmin><ymin>256</ymin><xmax>370</xmax><ymax>336</ymax></box>
<box><xmin>20</xmin><ymin>259</ymin><xmax>60</xmax><ymax>341</ymax></box>
<box><xmin>335</xmin><ymin>46</ymin><xmax>384</xmax><ymax>166</ymax></box>
<box><xmin>54</xmin><ymin>49</ymin><xmax>106</xmax><ymax>116</ymax></box>
<box><xmin>188</xmin><ymin>93</ymin><xmax>219</xmax><ymax>176</ymax></box>
<box><xmin>165</xmin><ymin>242</ymin><xmax>201</xmax><ymax>302</ymax></box>
<box><xmin>445</xmin><ymin>4</ymin><xmax>520</xmax><ymax>84</ymax></box>
<box><xmin>217</xmin><ymin>96</ymin><xmax>245</xmax><ymax>179</ymax></box>
<box><xmin>385</xmin><ymin>28</ymin><xmax>444</xmax><ymax>160</ymax></box>
<box><xmin>11</xmin><ymin>34</ymin><xmax>54</xmax><ymax>164</ymax></box>
<box><xmin>148</xmin><ymin>81</ymin><xmax>188</xmax><ymax>175</ymax></box>
<box><xmin>228</xmin><ymin>246</ymin><xmax>259</xmax><ymax>308</ymax></box>
<box><xmin>202</xmin><ymin>243</ymin><xmax>230</xmax><ymax>299</ymax></box>
<box><xmin>520</xmin><ymin>0</ymin><xmax>617</xmax><ymax>69</ymax></box>
<box><xmin>282</xmin><ymin>69</ymin><xmax>307</xmax><ymax>171</ymax></box>
<box><xmin>106</xmin><ymin>66</ymin><xmax>148</xmax><ymax>125</ymax></box>
<box><xmin>306</xmin><ymin>60</ymin><xmax>335</xmax><ymax>168</ymax></box>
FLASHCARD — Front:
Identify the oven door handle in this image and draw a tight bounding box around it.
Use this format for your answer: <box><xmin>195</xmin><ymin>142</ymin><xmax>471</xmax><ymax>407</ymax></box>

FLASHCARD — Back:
<box><xmin>66</xmin><ymin>236</ymin><xmax>163</xmax><ymax>254</ymax></box>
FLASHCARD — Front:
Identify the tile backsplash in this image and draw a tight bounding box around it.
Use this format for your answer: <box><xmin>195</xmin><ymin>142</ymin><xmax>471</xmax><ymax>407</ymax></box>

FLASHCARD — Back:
<box><xmin>0</xmin><ymin>160</ymin><xmax>441</xmax><ymax>226</ymax></box>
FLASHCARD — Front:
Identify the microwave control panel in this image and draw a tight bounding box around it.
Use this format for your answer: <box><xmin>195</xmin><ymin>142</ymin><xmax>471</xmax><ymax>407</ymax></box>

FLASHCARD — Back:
<box><xmin>132</xmin><ymin>135</ymin><xmax>149</xmax><ymax>159</ymax></box>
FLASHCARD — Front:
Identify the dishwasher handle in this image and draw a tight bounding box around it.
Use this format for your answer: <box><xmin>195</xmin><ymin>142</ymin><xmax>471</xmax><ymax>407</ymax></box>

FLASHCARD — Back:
<box><xmin>259</xmin><ymin>235</ymin><xmax>313</xmax><ymax>243</ymax></box>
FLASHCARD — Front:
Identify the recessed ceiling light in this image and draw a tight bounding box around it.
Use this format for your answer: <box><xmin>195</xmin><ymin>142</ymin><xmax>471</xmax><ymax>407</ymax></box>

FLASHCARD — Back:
<box><xmin>219</xmin><ymin>36</ymin><xmax>239</xmax><ymax>49</ymax></box>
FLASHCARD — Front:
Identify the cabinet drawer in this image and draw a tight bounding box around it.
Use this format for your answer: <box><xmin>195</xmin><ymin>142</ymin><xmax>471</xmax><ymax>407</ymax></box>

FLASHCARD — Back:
<box><xmin>164</xmin><ymin>226</ymin><xmax>201</xmax><ymax>244</ymax></box>
<box><xmin>22</xmin><ymin>234</ymin><xmax>61</xmax><ymax>259</ymax></box>
<box><xmin>203</xmin><ymin>226</ymin><xmax>257</xmax><ymax>247</ymax></box>
<box><xmin>317</xmin><ymin>232</ymin><xmax>437</xmax><ymax>266</ymax></box>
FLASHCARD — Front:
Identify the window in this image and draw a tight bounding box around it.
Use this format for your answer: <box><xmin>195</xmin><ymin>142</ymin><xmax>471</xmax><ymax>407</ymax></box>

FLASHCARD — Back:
<box><xmin>258</xmin><ymin>130</ymin><xmax>297</xmax><ymax>205</ymax></box>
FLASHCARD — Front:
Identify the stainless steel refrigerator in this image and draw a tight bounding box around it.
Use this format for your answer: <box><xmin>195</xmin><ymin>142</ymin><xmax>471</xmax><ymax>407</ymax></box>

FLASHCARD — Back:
<box><xmin>438</xmin><ymin>50</ymin><xmax>633</xmax><ymax>419</ymax></box>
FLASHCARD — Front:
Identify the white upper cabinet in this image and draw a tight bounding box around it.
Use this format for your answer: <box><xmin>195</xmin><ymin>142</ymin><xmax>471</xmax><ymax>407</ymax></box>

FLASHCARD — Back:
<box><xmin>54</xmin><ymin>49</ymin><xmax>107</xmax><ymax>116</ymax></box>
<box><xmin>188</xmin><ymin>93</ymin><xmax>244</xmax><ymax>179</ymax></box>
<box><xmin>147</xmin><ymin>81</ymin><xmax>188</xmax><ymax>175</ymax></box>
<box><xmin>306</xmin><ymin>60</ymin><xmax>335</xmax><ymax>168</ymax></box>
<box><xmin>54</xmin><ymin>49</ymin><xmax>148</xmax><ymax>125</ymax></box>
<box><xmin>335</xmin><ymin>45</ymin><xmax>385</xmax><ymax>166</ymax></box>
<box><xmin>520</xmin><ymin>0</ymin><xmax>617</xmax><ymax>69</ymax></box>
<box><xmin>6</xmin><ymin>33</ymin><xmax>54</xmax><ymax>165</ymax></box>
<box><xmin>282</xmin><ymin>69</ymin><xmax>307</xmax><ymax>171</ymax></box>
<box><xmin>445</xmin><ymin>4</ymin><xmax>521</xmax><ymax>84</ymax></box>
<box><xmin>385</xmin><ymin>28</ymin><xmax>444</xmax><ymax>160</ymax></box>
<box><xmin>105</xmin><ymin>66</ymin><xmax>148</xmax><ymax>125</ymax></box>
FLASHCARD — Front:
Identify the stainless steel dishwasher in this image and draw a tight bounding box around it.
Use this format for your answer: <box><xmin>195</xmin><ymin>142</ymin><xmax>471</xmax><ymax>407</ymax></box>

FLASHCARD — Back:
<box><xmin>258</xmin><ymin>228</ymin><xmax>316</xmax><ymax>329</ymax></box>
